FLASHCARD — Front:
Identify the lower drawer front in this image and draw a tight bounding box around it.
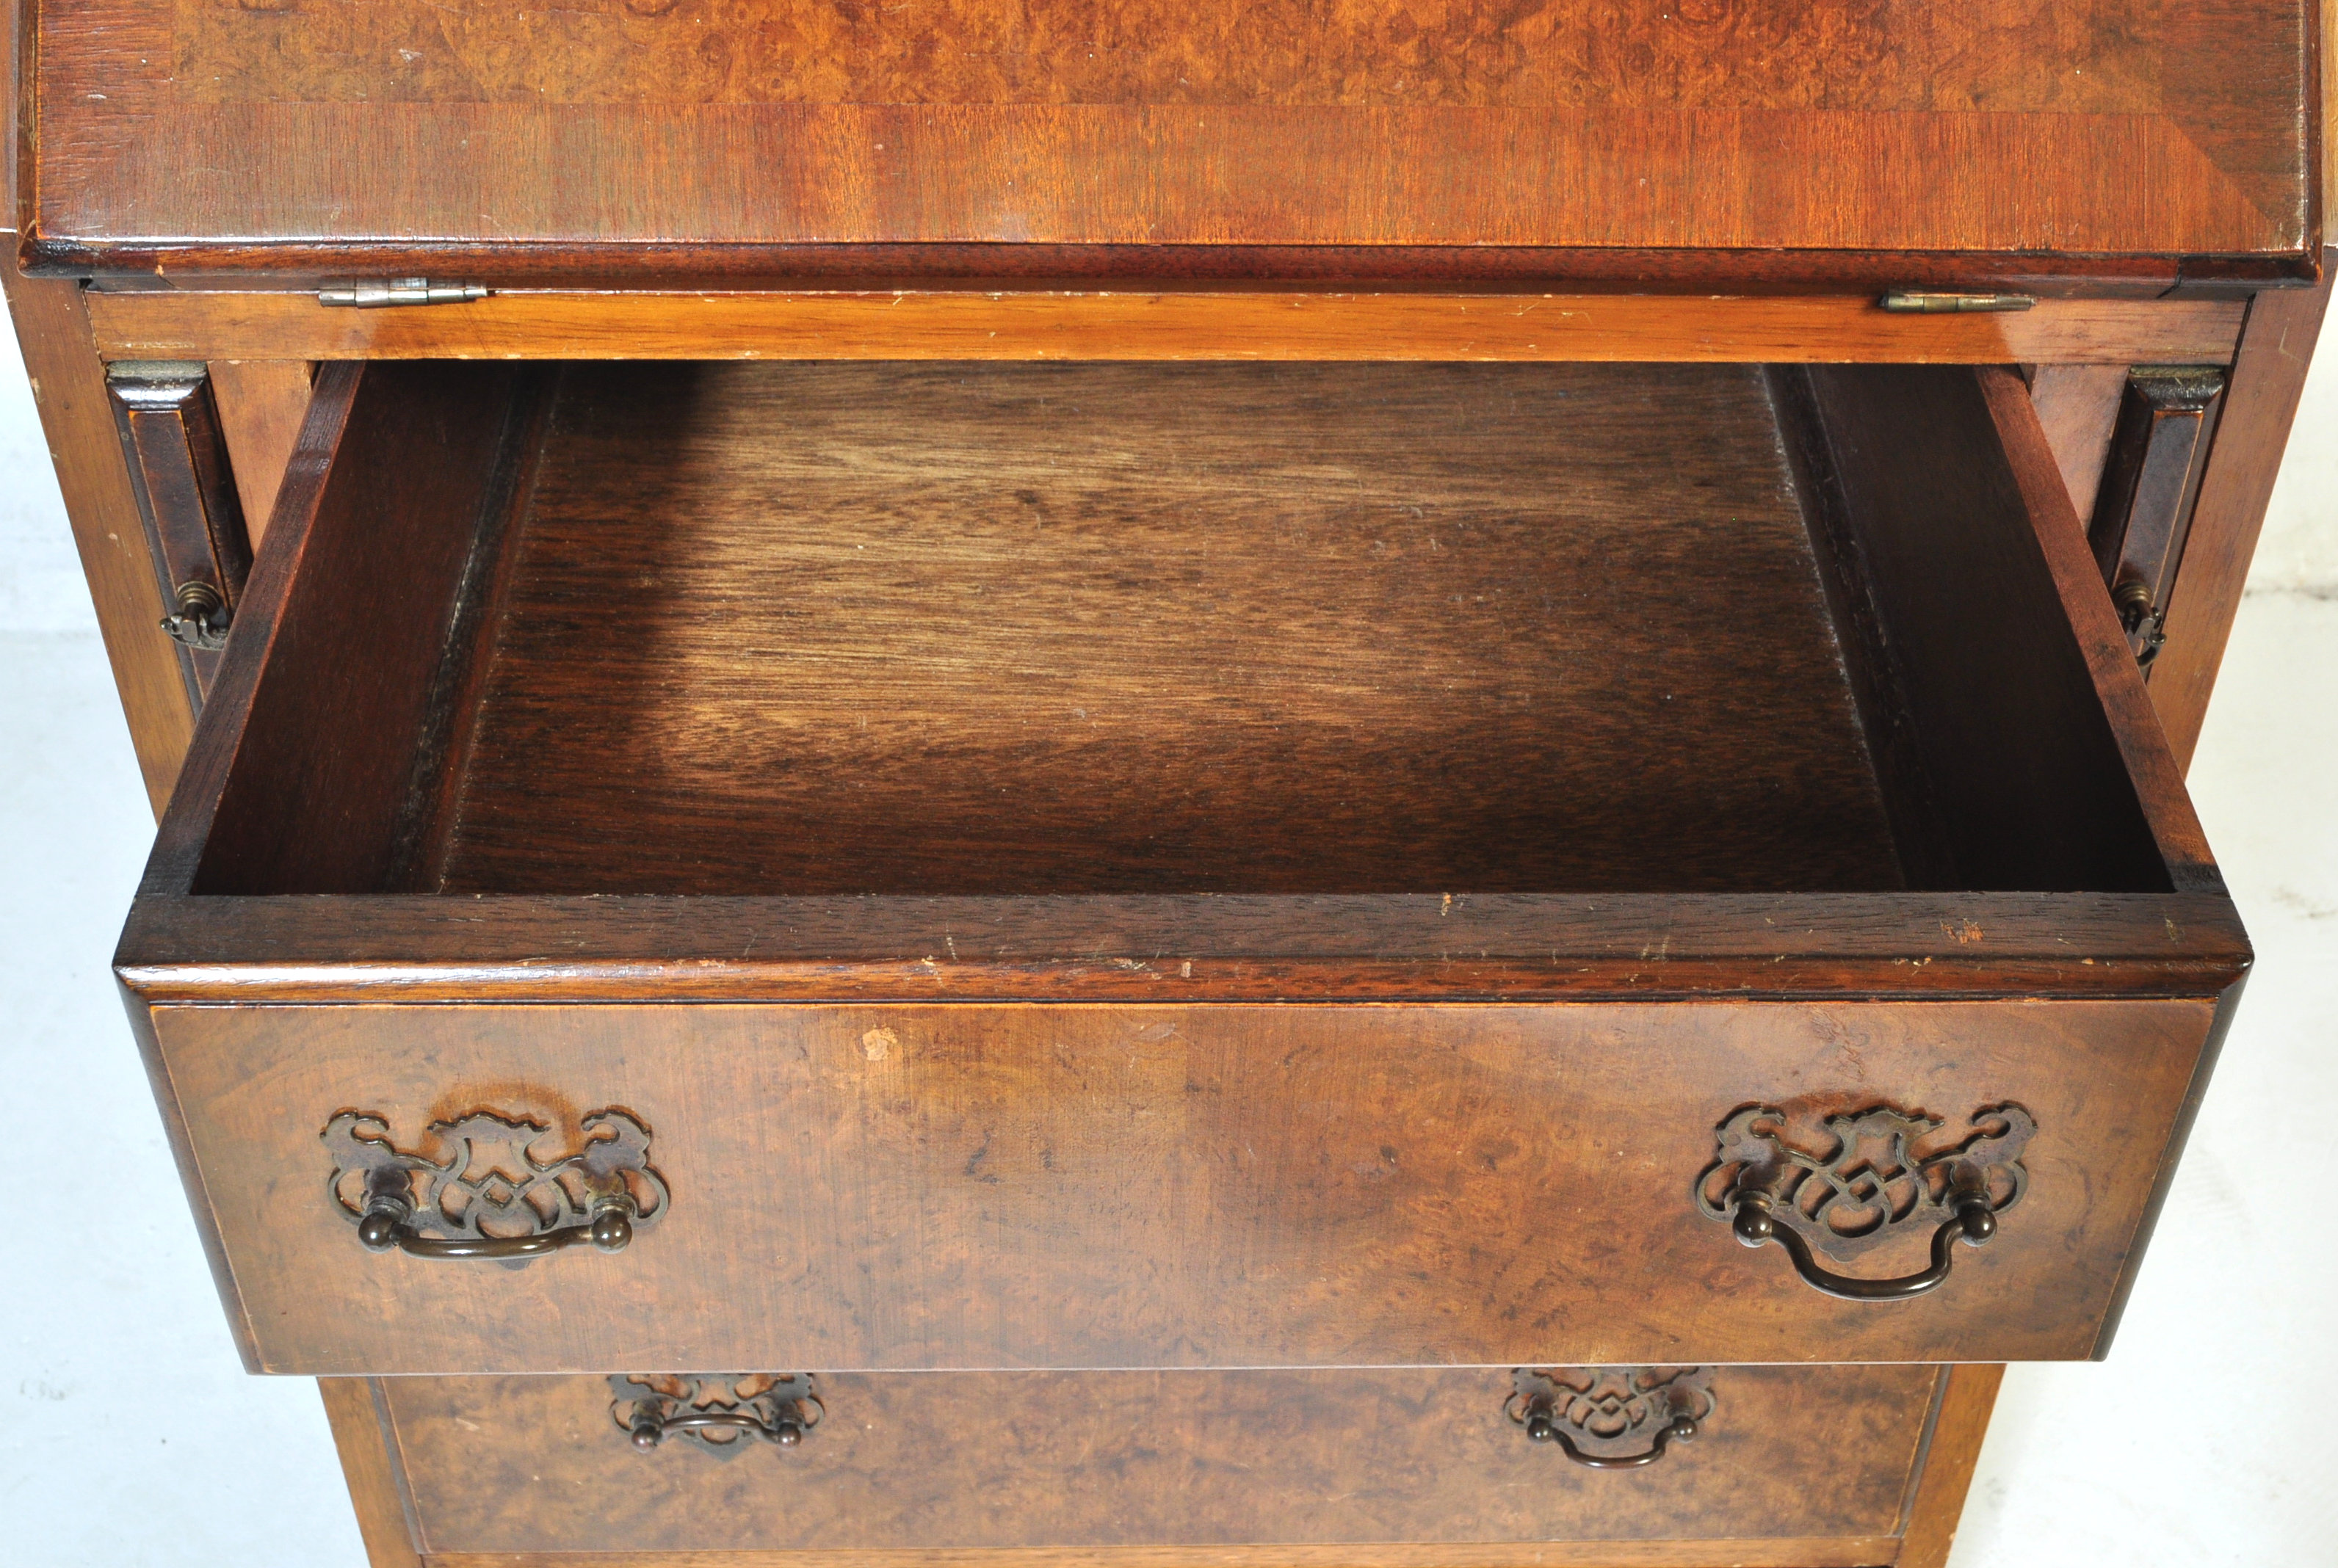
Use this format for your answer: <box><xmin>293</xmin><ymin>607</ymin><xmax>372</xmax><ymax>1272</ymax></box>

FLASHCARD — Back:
<box><xmin>384</xmin><ymin>1365</ymin><xmax>1939</xmax><ymax>1561</ymax></box>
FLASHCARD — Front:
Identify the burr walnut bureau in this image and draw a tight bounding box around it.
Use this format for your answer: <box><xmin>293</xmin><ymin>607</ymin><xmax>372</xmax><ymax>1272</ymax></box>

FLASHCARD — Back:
<box><xmin>6</xmin><ymin>0</ymin><xmax>2330</xmax><ymax>1564</ymax></box>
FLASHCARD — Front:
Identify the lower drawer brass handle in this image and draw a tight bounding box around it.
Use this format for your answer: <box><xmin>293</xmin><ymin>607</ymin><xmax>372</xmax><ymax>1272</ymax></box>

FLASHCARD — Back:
<box><xmin>324</xmin><ymin>1107</ymin><xmax>667</xmax><ymax>1261</ymax></box>
<box><xmin>611</xmin><ymin>1375</ymin><xmax>821</xmax><ymax>1456</ymax></box>
<box><xmin>1695</xmin><ymin>1102</ymin><xmax>2034</xmax><ymax>1302</ymax></box>
<box><xmin>353</xmin><ymin>1197</ymin><xmax>636</xmax><ymax>1260</ymax></box>
<box><xmin>1509</xmin><ymin>1368</ymin><xmax>1714</xmax><ymax>1469</ymax></box>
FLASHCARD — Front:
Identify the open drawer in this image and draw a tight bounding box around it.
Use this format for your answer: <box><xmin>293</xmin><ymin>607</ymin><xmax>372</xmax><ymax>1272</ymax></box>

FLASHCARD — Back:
<box><xmin>118</xmin><ymin>359</ymin><xmax>2246</xmax><ymax>1376</ymax></box>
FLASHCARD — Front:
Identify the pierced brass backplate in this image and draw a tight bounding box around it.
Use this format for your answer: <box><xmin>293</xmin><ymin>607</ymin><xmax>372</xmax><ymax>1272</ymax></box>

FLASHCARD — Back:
<box><xmin>323</xmin><ymin>1107</ymin><xmax>667</xmax><ymax>1260</ymax></box>
<box><xmin>1695</xmin><ymin>1102</ymin><xmax>2034</xmax><ymax>1301</ymax></box>
<box><xmin>1507</xmin><ymin>1367</ymin><xmax>1715</xmax><ymax>1468</ymax></box>
<box><xmin>610</xmin><ymin>1374</ymin><xmax>822</xmax><ymax>1456</ymax></box>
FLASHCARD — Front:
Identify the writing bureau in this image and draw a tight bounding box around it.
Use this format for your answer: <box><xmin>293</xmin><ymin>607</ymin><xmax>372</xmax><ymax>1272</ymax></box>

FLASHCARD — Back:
<box><xmin>4</xmin><ymin>0</ymin><xmax>2328</xmax><ymax>1563</ymax></box>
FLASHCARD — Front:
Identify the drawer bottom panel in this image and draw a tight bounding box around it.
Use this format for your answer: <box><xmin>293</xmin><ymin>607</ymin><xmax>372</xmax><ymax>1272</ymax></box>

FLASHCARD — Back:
<box><xmin>377</xmin><ymin>1366</ymin><xmax>1942</xmax><ymax>1561</ymax></box>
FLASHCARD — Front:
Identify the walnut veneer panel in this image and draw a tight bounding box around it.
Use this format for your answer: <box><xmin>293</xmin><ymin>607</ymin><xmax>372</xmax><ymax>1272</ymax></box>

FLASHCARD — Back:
<box><xmin>438</xmin><ymin>361</ymin><xmax>1900</xmax><ymax>898</ymax></box>
<box><xmin>24</xmin><ymin>0</ymin><xmax>2315</xmax><ymax>269</ymax></box>
<box><xmin>388</xmin><ymin>1367</ymin><xmax>1939</xmax><ymax>1554</ymax></box>
<box><xmin>148</xmin><ymin>998</ymin><xmax>2211</xmax><ymax>1373</ymax></box>
<box><xmin>79</xmin><ymin>291</ymin><xmax>2252</xmax><ymax>369</ymax></box>
<box><xmin>0</xmin><ymin>247</ymin><xmax>193</xmax><ymax>810</ymax></box>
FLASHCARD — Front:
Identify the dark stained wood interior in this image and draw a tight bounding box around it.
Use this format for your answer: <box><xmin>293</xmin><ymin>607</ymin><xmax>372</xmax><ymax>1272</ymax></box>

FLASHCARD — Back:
<box><xmin>186</xmin><ymin>362</ymin><xmax>544</xmax><ymax>897</ymax></box>
<box><xmin>1794</xmin><ymin>365</ymin><xmax>2179</xmax><ymax>895</ymax></box>
<box><xmin>181</xmin><ymin>358</ymin><xmax>2182</xmax><ymax>902</ymax></box>
<box><xmin>433</xmin><ymin>361</ymin><xmax>1898</xmax><ymax>896</ymax></box>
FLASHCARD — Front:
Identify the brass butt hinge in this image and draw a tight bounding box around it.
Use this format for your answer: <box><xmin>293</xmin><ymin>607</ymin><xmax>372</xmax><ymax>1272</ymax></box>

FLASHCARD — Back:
<box><xmin>319</xmin><ymin>277</ymin><xmax>491</xmax><ymax>308</ymax></box>
<box><xmin>1877</xmin><ymin>291</ymin><xmax>2036</xmax><ymax>314</ymax></box>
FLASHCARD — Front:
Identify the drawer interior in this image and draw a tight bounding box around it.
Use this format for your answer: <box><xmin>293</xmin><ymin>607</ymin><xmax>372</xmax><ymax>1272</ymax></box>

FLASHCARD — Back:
<box><xmin>180</xmin><ymin>359</ymin><xmax>2176</xmax><ymax>901</ymax></box>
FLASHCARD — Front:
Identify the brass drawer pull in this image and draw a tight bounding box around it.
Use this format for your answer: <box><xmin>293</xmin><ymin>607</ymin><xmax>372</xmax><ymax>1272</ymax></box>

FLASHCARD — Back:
<box><xmin>1508</xmin><ymin>1368</ymin><xmax>1714</xmax><ymax>1469</ymax></box>
<box><xmin>323</xmin><ymin>1108</ymin><xmax>667</xmax><ymax>1260</ymax></box>
<box><xmin>1696</xmin><ymin>1103</ymin><xmax>2033</xmax><ymax>1301</ymax></box>
<box><xmin>611</xmin><ymin>1375</ymin><xmax>822</xmax><ymax>1455</ymax></box>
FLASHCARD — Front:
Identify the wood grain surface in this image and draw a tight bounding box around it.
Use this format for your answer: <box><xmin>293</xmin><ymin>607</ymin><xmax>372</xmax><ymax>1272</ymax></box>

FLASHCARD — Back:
<box><xmin>118</xmin><ymin>358</ymin><xmax>2251</xmax><ymax>1001</ymax></box>
<box><xmin>43</xmin><ymin>244</ymin><xmax>2228</xmax><ymax>292</ymax></box>
<box><xmin>435</xmin><ymin>362</ymin><xmax>1897</xmax><ymax>898</ymax></box>
<box><xmin>111</xmin><ymin>355</ymin><xmax>2251</xmax><ymax>1387</ymax></box>
<box><xmin>2149</xmin><ymin>259</ymin><xmax>2335</xmax><ymax>769</ymax></box>
<box><xmin>81</xmin><ymin>291</ymin><xmax>2250</xmax><ymax>368</ymax></box>
<box><xmin>185</xmin><ymin>361</ymin><xmax>540</xmax><ymax>897</ymax></box>
<box><xmin>1975</xmin><ymin>363</ymin><xmax>2224</xmax><ymax>889</ymax></box>
<box><xmin>115</xmin><ymin>889</ymin><xmax>2255</xmax><ymax>1003</ymax></box>
<box><xmin>148</xmin><ymin>996</ymin><xmax>2215</xmax><ymax>1374</ymax></box>
<box><xmin>2027</xmin><ymin>366</ymin><xmax>2129</xmax><ymax>524</ymax></box>
<box><xmin>1798</xmin><ymin>366</ymin><xmax>2187</xmax><ymax>894</ymax></box>
<box><xmin>387</xmin><ymin>1366</ymin><xmax>1938</xmax><ymax>1555</ymax></box>
<box><xmin>165</xmin><ymin>0</ymin><xmax>2171</xmax><ymax>111</ymax></box>
<box><xmin>23</xmin><ymin>0</ymin><xmax>2316</xmax><ymax>272</ymax></box>
<box><xmin>106</xmin><ymin>360</ymin><xmax>248</xmax><ymax>703</ymax></box>
<box><xmin>419</xmin><ymin>1542</ymin><xmax>1905</xmax><ymax>1568</ymax></box>
<box><xmin>0</xmin><ymin>252</ymin><xmax>194</xmax><ymax>811</ymax></box>
<box><xmin>319</xmin><ymin>1377</ymin><xmax>426</xmax><ymax>1568</ymax></box>
<box><xmin>1894</xmin><ymin>1365</ymin><xmax>2004</xmax><ymax>1568</ymax></box>
<box><xmin>208</xmin><ymin>360</ymin><xmax>314</xmax><ymax>548</ymax></box>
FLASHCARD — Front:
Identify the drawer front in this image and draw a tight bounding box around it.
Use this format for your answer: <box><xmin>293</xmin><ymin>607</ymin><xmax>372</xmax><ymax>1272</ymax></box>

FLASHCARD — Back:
<box><xmin>147</xmin><ymin>998</ymin><xmax>2211</xmax><ymax>1374</ymax></box>
<box><xmin>382</xmin><ymin>1365</ymin><xmax>1939</xmax><ymax>1559</ymax></box>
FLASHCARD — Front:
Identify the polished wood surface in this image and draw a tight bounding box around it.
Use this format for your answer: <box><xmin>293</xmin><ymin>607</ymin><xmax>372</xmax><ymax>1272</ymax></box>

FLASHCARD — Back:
<box><xmin>145</xmin><ymin>995</ymin><xmax>2215</xmax><ymax>1373</ymax></box>
<box><xmin>24</xmin><ymin>0</ymin><xmax>2317</xmax><ymax>275</ymax></box>
<box><xmin>326</xmin><ymin>1361</ymin><xmax>2002</xmax><ymax>1568</ymax></box>
<box><xmin>1895</xmin><ymin>1365</ymin><xmax>2005</xmax><ymax>1568</ymax></box>
<box><xmin>2149</xmin><ymin>257</ymin><xmax>2336</xmax><ymax>769</ymax></box>
<box><xmin>2088</xmin><ymin>369</ymin><xmax>2223</xmax><ymax>662</ymax></box>
<box><xmin>0</xmin><ymin>250</ymin><xmax>193</xmax><ymax>813</ymax></box>
<box><xmin>82</xmin><ymin>291</ymin><xmax>2249</xmax><ymax>367</ymax></box>
<box><xmin>4</xmin><ymin>0</ymin><xmax>18</xmax><ymax>220</ymax></box>
<box><xmin>421</xmin><ymin>1544</ymin><xmax>1905</xmax><ymax>1567</ymax></box>
<box><xmin>11</xmin><ymin>4</ymin><xmax>2322</xmax><ymax>1564</ymax></box>
<box><xmin>388</xmin><ymin>1367</ymin><xmax>1936</xmax><ymax>1554</ymax></box>
<box><xmin>106</xmin><ymin>360</ymin><xmax>249</xmax><ymax>702</ymax></box>
<box><xmin>1960</xmin><ymin>370</ymin><xmax>2265</xmax><ymax>1358</ymax></box>
<box><xmin>319</xmin><ymin>1378</ymin><xmax>426</xmax><ymax>1568</ymax></box>
<box><xmin>117</xmin><ymin>890</ymin><xmax>2254</xmax><ymax>1004</ymax></box>
<box><xmin>145</xmin><ymin>361</ymin><xmax>2205</xmax><ymax>901</ymax></box>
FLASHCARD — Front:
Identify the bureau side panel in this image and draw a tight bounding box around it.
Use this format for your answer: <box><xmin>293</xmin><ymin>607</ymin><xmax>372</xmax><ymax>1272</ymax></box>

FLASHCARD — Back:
<box><xmin>0</xmin><ymin>253</ymin><xmax>195</xmax><ymax>810</ymax></box>
<box><xmin>145</xmin><ymin>999</ymin><xmax>2211</xmax><ymax>1373</ymax></box>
